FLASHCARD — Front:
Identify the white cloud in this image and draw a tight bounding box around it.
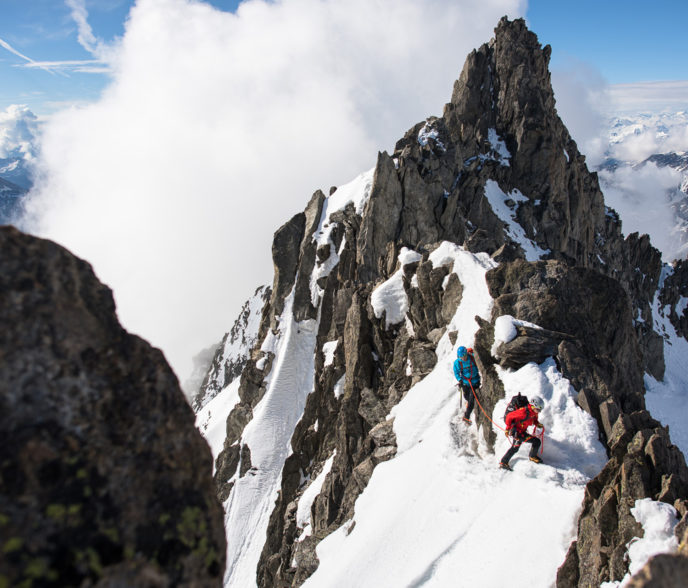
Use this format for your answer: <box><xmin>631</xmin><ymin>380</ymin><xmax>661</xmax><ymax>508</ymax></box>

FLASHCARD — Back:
<box><xmin>0</xmin><ymin>105</ymin><xmax>38</xmax><ymax>156</ymax></box>
<box><xmin>65</xmin><ymin>0</ymin><xmax>120</xmax><ymax>62</ymax></box>
<box><xmin>600</xmin><ymin>162</ymin><xmax>685</xmax><ymax>262</ymax></box>
<box><xmin>550</xmin><ymin>63</ymin><xmax>688</xmax><ymax>263</ymax></box>
<box><xmin>608</xmin><ymin>80</ymin><xmax>688</xmax><ymax>115</ymax></box>
<box><xmin>23</xmin><ymin>0</ymin><xmax>525</xmax><ymax>386</ymax></box>
<box><xmin>551</xmin><ymin>60</ymin><xmax>609</xmax><ymax>166</ymax></box>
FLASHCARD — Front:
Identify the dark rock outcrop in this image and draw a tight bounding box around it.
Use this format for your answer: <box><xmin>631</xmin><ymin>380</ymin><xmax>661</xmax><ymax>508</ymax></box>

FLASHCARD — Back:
<box><xmin>626</xmin><ymin>553</ymin><xmax>688</xmax><ymax>587</ymax></box>
<box><xmin>625</xmin><ymin>521</ymin><xmax>688</xmax><ymax>587</ymax></box>
<box><xmin>659</xmin><ymin>259</ymin><xmax>688</xmax><ymax>340</ymax></box>
<box><xmin>0</xmin><ymin>226</ymin><xmax>225</xmax><ymax>587</ymax></box>
<box><xmin>556</xmin><ymin>411</ymin><xmax>688</xmax><ymax>586</ymax></box>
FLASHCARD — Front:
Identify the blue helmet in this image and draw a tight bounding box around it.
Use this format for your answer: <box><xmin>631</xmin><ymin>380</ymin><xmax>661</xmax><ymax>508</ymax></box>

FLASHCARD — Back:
<box><xmin>457</xmin><ymin>346</ymin><xmax>468</xmax><ymax>358</ymax></box>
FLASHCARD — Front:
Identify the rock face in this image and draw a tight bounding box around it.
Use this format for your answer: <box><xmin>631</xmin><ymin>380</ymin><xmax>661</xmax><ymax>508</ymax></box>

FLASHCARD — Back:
<box><xmin>0</xmin><ymin>226</ymin><xmax>225</xmax><ymax>586</ymax></box>
<box><xmin>192</xmin><ymin>285</ymin><xmax>272</xmax><ymax>412</ymax></box>
<box><xmin>474</xmin><ymin>260</ymin><xmax>646</xmax><ymax>448</ymax></box>
<box><xmin>208</xmin><ymin>17</ymin><xmax>688</xmax><ymax>587</ymax></box>
<box><xmin>659</xmin><ymin>259</ymin><xmax>688</xmax><ymax>340</ymax></box>
<box><xmin>555</xmin><ymin>411</ymin><xmax>688</xmax><ymax>587</ymax></box>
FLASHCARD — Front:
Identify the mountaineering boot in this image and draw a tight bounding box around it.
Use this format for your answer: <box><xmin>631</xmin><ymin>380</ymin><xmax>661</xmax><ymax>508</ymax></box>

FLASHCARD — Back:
<box><xmin>499</xmin><ymin>462</ymin><xmax>512</xmax><ymax>471</ymax></box>
<box><xmin>462</xmin><ymin>417</ymin><xmax>472</xmax><ymax>425</ymax></box>
<box><xmin>529</xmin><ymin>456</ymin><xmax>543</xmax><ymax>464</ymax></box>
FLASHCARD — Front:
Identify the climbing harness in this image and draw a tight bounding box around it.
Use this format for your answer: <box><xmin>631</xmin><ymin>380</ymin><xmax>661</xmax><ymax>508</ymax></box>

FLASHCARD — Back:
<box><xmin>468</xmin><ymin>381</ymin><xmax>546</xmax><ymax>455</ymax></box>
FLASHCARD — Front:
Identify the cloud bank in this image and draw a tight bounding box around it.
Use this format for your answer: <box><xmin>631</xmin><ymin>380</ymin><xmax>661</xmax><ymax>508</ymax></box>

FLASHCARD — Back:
<box><xmin>599</xmin><ymin>163</ymin><xmax>686</xmax><ymax>262</ymax></box>
<box><xmin>0</xmin><ymin>105</ymin><xmax>40</xmax><ymax>187</ymax></box>
<box><xmin>608</xmin><ymin>81</ymin><xmax>688</xmax><ymax>115</ymax></box>
<box><xmin>24</xmin><ymin>0</ymin><xmax>525</xmax><ymax>387</ymax></box>
<box><xmin>550</xmin><ymin>67</ymin><xmax>688</xmax><ymax>263</ymax></box>
<box><xmin>550</xmin><ymin>60</ymin><xmax>610</xmax><ymax>165</ymax></box>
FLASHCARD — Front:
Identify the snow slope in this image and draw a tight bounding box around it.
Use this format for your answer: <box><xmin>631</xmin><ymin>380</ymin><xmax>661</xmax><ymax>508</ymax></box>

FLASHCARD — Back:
<box><xmin>484</xmin><ymin>180</ymin><xmax>550</xmax><ymax>261</ymax></box>
<box><xmin>197</xmin><ymin>167</ymin><xmax>688</xmax><ymax>587</ymax></box>
<box><xmin>218</xmin><ymin>169</ymin><xmax>376</xmax><ymax>587</ymax></box>
<box><xmin>303</xmin><ymin>245</ymin><xmax>608</xmax><ymax>588</ymax></box>
<box><xmin>222</xmin><ymin>289</ymin><xmax>319</xmax><ymax>586</ymax></box>
<box><xmin>195</xmin><ymin>378</ymin><xmax>241</xmax><ymax>463</ymax></box>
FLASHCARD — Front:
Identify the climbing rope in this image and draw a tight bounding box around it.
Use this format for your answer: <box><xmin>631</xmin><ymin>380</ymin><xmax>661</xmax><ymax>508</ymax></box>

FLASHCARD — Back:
<box><xmin>468</xmin><ymin>380</ymin><xmax>506</xmax><ymax>432</ymax></box>
<box><xmin>467</xmin><ymin>381</ymin><xmax>546</xmax><ymax>455</ymax></box>
<box><xmin>534</xmin><ymin>424</ymin><xmax>546</xmax><ymax>455</ymax></box>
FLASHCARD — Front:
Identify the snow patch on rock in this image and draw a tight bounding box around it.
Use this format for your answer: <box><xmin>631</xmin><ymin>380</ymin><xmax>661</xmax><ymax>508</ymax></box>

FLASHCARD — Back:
<box><xmin>484</xmin><ymin>179</ymin><xmax>550</xmax><ymax>261</ymax></box>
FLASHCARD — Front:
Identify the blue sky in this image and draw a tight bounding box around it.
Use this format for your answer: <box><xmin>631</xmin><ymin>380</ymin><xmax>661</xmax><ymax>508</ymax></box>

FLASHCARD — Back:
<box><xmin>1</xmin><ymin>0</ymin><xmax>688</xmax><ymax>116</ymax></box>
<box><xmin>0</xmin><ymin>0</ymin><xmax>242</xmax><ymax>112</ymax></box>
<box><xmin>527</xmin><ymin>0</ymin><xmax>688</xmax><ymax>84</ymax></box>
<box><xmin>3</xmin><ymin>0</ymin><xmax>688</xmax><ymax>383</ymax></box>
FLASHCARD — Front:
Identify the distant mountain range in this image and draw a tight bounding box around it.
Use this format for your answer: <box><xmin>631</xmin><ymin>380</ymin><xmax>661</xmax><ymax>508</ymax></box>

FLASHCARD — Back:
<box><xmin>0</xmin><ymin>105</ymin><xmax>39</xmax><ymax>224</ymax></box>
<box><xmin>0</xmin><ymin>176</ymin><xmax>27</xmax><ymax>224</ymax></box>
<box><xmin>596</xmin><ymin>111</ymin><xmax>688</xmax><ymax>261</ymax></box>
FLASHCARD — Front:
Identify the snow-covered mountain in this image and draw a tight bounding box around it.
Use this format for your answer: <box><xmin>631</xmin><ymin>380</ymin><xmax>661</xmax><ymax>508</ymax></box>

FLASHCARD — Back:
<box><xmin>597</xmin><ymin>111</ymin><xmax>688</xmax><ymax>262</ymax></box>
<box><xmin>192</xmin><ymin>285</ymin><xmax>272</xmax><ymax>411</ymax></box>
<box><xmin>0</xmin><ymin>105</ymin><xmax>39</xmax><ymax>224</ymax></box>
<box><xmin>0</xmin><ymin>176</ymin><xmax>27</xmax><ymax>224</ymax></box>
<box><xmin>195</xmin><ymin>18</ymin><xmax>688</xmax><ymax>588</ymax></box>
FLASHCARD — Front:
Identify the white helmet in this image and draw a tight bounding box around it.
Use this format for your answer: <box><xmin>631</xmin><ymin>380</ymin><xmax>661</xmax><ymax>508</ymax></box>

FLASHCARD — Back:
<box><xmin>530</xmin><ymin>396</ymin><xmax>544</xmax><ymax>412</ymax></box>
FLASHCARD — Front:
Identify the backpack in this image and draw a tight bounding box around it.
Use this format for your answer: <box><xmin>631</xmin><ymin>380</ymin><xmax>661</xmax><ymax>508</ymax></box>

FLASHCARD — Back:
<box><xmin>503</xmin><ymin>393</ymin><xmax>529</xmax><ymax>422</ymax></box>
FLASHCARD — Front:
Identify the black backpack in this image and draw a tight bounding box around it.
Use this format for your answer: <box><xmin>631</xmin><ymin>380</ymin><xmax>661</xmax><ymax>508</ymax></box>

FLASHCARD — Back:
<box><xmin>504</xmin><ymin>393</ymin><xmax>529</xmax><ymax>422</ymax></box>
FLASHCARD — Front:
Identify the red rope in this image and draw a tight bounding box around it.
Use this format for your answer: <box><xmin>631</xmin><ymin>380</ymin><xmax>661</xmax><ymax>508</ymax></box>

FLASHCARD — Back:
<box><xmin>535</xmin><ymin>425</ymin><xmax>545</xmax><ymax>455</ymax></box>
<box><xmin>468</xmin><ymin>380</ymin><xmax>506</xmax><ymax>432</ymax></box>
<box><xmin>466</xmin><ymin>381</ymin><xmax>547</xmax><ymax>456</ymax></box>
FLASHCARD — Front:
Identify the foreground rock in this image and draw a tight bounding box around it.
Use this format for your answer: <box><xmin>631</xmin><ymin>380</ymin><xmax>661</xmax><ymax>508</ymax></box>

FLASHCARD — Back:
<box><xmin>0</xmin><ymin>226</ymin><xmax>225</xmax><ymax>586</ymax></box>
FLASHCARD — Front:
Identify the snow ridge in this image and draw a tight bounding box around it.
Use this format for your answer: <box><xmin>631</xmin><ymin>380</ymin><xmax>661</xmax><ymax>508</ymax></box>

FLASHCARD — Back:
<box><xmin>303</xmin><ymin>245</ymin><xmax>607</xmax><ymax>588</ymax></box>
<box><xmin>223</xmin><ymin>289</ymin><xmax>320</xmax><ymax>586</ymax></box>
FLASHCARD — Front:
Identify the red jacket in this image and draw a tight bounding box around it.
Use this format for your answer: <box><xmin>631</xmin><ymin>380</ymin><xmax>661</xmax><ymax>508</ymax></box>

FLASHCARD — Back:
<box><xmin>505</xmin><ymin>405</ymin><xmax>540</xmax><ymax>435</ymax></box>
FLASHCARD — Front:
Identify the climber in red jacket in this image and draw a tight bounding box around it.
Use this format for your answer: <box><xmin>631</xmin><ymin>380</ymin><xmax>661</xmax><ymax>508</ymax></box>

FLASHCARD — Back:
<box><xmin>499</xmin><ymin>396</ymin><xmax>545</xmax><ymax>470</ymax></box>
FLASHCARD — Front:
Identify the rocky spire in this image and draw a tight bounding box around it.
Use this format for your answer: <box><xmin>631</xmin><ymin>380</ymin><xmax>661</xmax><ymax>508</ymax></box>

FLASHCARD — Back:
<box><xmin>210</xmin><ymin>17</ymin><xmax>688</xmax><ymax>587</ymax></box>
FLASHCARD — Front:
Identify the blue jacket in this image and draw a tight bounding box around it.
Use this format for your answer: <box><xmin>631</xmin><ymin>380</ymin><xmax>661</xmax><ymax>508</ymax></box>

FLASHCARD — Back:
<box><xmin>453</xmin><ymin>351</ymin><xmax>480</xmax><ymax>386</ymax></box>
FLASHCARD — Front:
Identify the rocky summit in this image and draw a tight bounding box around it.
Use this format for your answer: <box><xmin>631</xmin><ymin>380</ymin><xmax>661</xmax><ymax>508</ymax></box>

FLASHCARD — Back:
<box><xmin>0</xmin><ymin>226</ymin><xmax>226</xmax><ymax>586</ymax></box>
<box><xmin>206</xmin><ymin>17</ymin><xmax>688</xmax><ymax>588</ymax></box>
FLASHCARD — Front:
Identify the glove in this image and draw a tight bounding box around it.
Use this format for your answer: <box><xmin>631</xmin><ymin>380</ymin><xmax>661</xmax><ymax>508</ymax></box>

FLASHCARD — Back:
<box><xmin>534</xmin><ymin>422</ymin><xmax>545</xmax><ymax>432</ymax></box>
<box><xmin>505</xmin><ymin>428</ymin><xmax>512</xmax><ymax>438</ymax></box>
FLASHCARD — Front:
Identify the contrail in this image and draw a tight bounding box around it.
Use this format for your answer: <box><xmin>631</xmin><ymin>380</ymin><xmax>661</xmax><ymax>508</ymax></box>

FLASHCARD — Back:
<box><xmin>0</xmin><ymin>37</ymin><xmax>58</xmax><ymax>74</ymax></box>
<box><xmin>0</xmin><ymin>37</ymin><xmax>36</xmax><ymax>63</ymax></box>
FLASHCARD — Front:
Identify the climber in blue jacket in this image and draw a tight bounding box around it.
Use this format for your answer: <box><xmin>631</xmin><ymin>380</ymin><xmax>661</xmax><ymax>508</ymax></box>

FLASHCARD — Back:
<box><xmin>453</xmin><ymin>346</ymin><xmax>481</xmax><ymax>424</ymax></box>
